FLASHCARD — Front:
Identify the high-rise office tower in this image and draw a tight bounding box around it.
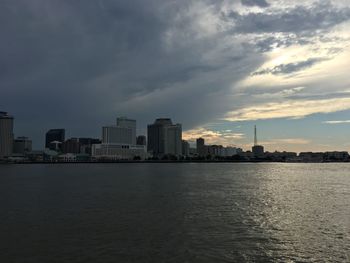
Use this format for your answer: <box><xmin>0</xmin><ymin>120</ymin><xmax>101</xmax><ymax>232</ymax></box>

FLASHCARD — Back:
<box><xmin>196</xmin><ymin>137</ymin><xmax>207</xmax><ymax>157</ymax></box>
<box><xmin>0</xmin><ymin>111</ymin><xmax>14</xmax><ymax>158</ymax></box>
<box><xmin>93</xmin><ymin>117</ymin><xmax>146</xmax><ymax>159</ymax></box>
<box><xmin>102</xmin><ymin>117</ymin><xmax>136</xmax><ymax>145</ymax></box>
<box><xmin>182</xmin><ymin>140</ymin><xmax>190</xmax><ymax>156</ymax></box>
<box><xmin>13</xmin><ymin>137</ymin><xmax>32</xmax><ymax>155</ymax></box>
<box><xmin>45</xmin><ymin>129</ymin><xmax>65</xmax><ymax>150</ymax></box>
<box><xmin>147</xmin><ymin>118</ymin><xmax>182</xmax><ymax>157</ymax></box>
<box><xmin>116</xmin><ymin>117</ymin><xmax>136</xmax><ymax>145</ymax></box>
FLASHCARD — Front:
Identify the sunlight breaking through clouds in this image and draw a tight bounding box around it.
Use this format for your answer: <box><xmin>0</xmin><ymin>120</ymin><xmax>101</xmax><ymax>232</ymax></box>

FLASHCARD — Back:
<box><xmin>225</xmin><ymin>97</ymin><xmax>350</xmax><ymax>121</ymax></box>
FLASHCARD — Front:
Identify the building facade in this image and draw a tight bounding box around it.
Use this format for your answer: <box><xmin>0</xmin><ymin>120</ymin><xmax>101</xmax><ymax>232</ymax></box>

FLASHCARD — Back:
<box><xmin>0</xmin><ymin>111</ymin><xmax>14</xmax><ymax>158</ymax></box>
<box><xmin>147</xmin><ymin>118</ymin><xmax>182</xmax><ymax>157</ymax></box>
<box><xmin>13</xmin><ymin>137</ymin><xmax>32</xmax><ymax>155</ymax></box>
<box><xmin>94</xmin><ymin>117</ymin><xmax>146</xmax><ymax>160</ymax></box>
<box><xmin>196</xmin><ymin>137</ymin><xmax>207</xmax><ymax>157</ymax></box>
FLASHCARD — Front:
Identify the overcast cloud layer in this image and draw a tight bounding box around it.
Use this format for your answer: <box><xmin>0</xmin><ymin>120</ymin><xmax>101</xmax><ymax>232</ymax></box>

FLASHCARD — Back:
<box><xmin>1</xmin><ymin>0</ymin><xmax>350</xmax><ymax>150</ymax></box>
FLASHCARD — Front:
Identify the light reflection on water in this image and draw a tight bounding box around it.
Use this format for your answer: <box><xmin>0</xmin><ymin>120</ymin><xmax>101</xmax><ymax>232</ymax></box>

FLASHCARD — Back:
<box><xmin>0</xmin><ymin>163</ymin><xmax>349</xmax><ymax>262</ymax></box>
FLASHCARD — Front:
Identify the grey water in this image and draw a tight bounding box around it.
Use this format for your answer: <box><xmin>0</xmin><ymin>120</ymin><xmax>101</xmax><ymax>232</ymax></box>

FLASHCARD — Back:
<box><xmin>0</xmin><ymin>163</ymin><xmax>349</xmax><ymax>262</ymax></box>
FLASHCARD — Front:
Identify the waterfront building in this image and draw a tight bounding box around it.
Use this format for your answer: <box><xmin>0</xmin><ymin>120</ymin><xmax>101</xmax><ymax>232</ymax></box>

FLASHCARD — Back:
<box><xmin>45</xmin><ymin>129</ymin><xmax>65</xmax><ymax>150</ymax></box>
<box><xmin>62</xmin><ymin>138</ymin><xmax>81</xmax><ymax>154</ymax></box>
<box><xmin>116</xmin><ymin>117</ymin><xmax>136</xmax><ymax>145</ymax></box>
<box><xmin>93</xmin><ymin>117</ymin><xmax>146</xmax><ymax>160</ymax></box>
<box><xmin>182</xmin><ymin>140</ymin><xmax>190</xmax><ymax>156</ymax></box>
<box><xmin>79</xmin><ymin>138</ymin><xmax>101</xmax><ymax>155</ymax></box>
<box><xmin>196</xmin><ymin>137</ymin><xmax>207</xmax><ymax>157</ymax></box>
<box><xmin>223</xmin><ymin>147</ymin><xmax>242</xmax><ymax>157</ymax></box>
<box><xmin>13</xmin><ymin>136</ymin><xmax>32</xmax><ymax>155</ymax></box>
<box><xmin>147</xmin><ymin>118</ymin><xmax>182</xmax><ymax>157</ymax></box>
<box><xmin>208</xmin><ymin>145</ymin><xmax>224</xmax><ymax>157</ymax></box>
<box><xmin>92</xmin><ymin>144</ymin><xmax>147</xmax><ymax>160</ymax></box>
<box><xmin>102</xmin><ymin>117</ymin><xmax>136</xmax><ymax>145</ymax></box>
<box><xmin>0</xmin><ymin>111</ymin><xmax>14</xmax><ymax>159</ymax></box>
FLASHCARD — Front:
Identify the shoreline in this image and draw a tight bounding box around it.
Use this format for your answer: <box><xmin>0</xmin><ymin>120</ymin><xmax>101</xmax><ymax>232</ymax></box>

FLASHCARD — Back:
<box><xmin>2</xmin><ymin>160</ymin><xmax>350</xmax><ymax>164</ymax></box>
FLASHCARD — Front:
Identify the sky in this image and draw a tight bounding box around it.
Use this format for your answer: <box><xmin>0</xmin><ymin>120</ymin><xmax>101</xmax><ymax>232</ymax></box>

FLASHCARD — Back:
<box><xmin>1</xmin><ymin>0</ymin><xmax>350</xmax><ymax>152</ymax></box>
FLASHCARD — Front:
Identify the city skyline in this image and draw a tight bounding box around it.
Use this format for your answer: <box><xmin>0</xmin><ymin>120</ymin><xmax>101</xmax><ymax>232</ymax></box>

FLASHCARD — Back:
<box><xmin>3</xmin><ymin>110</ymin><xmax>350</xmax><ymax>154</ymax></box>
<box><xmin>2</xmin><ymin>1</ymin><xmax>350</xmax><ymax>152</ymax></box>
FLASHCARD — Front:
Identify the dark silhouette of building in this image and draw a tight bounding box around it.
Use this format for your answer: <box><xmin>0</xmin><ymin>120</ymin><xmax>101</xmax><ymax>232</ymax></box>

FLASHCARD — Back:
<box><xmin>62</xmin><ymin>138</ymin><xmax>81</xmax><ymax>154</ymax></box>
<box><xmin>252</xmin><ymin>125</ymin><xmax>264</xmax><ymax>157</ymax></box>
<box><xmin>0</xmin><ymin>111</ymin><xmax>14</xmax><ymax>158</ymax></box>
<box><xmin>79</xmin><ymin>138</ymin><xmax>101</xmax><ymax>155</ymax></box>
<box><xmin>196</xmin><ymin>137</ymin><xmax>207</xmax><ymax>157</ymax></box>
<box><xmin>45</xmin><ymin>129</ymin><xmax>65</xmax><ymax>150</ymax></box>
<box><xmin>147</xmin><ymin>118</ymin><xmax>182</xmax><ymax>157</ymax></box>
<box><xmin>182</xmin><ymin>140</ymin><xmax>190</xmax><ymax>156</ymax></box>
<box><xmin>136</xmin><ymin>135</ymin><xmax>147</xmax><ymax>146</ymax></box>
<box><xmin>13</xmin><ymin>137</ymin><xmax>32</xmax><ymax>155</ymax></box>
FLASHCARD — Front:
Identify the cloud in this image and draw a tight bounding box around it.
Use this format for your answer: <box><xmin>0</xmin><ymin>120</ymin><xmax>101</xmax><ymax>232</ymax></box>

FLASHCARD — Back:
<box><xmin>241</xmin><ymin>0</ymin><xmax>270</xmax><ymax>8</ymax></box>
<box><xmin>183</xmin><ymin>127</ymin><xmax>245</xmax><ymax>146</ymax></box>
<box><xmin>225</xmin><ymin>97</ymin><xmax>350</xmax><ymax>121</ymax></box>
<box><xmin>323</xmin><ymin>120</ymin><xmax>350</xmax><ymax>124</ymax></box>
<box><xmin>252</xmin><ymin>58</ymin><xmax>327</xmax><ymax>75</ymax></box>
<box><xmin>265</xmin><ymin>138</ymin><xmax>311</xmax><ymax>145</ymax></box>
<box><xmin>227</xmin><ymin>2</ymin><xmax>350</xmax><ymax>34</ymax></box>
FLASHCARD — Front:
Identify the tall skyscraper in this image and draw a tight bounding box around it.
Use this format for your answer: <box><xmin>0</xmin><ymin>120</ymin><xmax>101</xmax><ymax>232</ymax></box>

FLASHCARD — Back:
<box><xmin>147</xmin><ymin>118</ymin><xmax>182</xmax><ymax>157</ymax></box>
<box><xmin>0</xmin><ymin>111</ymin><xmax>14</xmax><ymax>158</ymax></box>
<box><xmin>196</xmin><ymin>137</ymin><xmax>207</xmax><ymax>157</ymax></box>
<box><xmin>252</xmin><ymin>125</ymin><xmax>264</xmax><ymax>157</ymax></box>
<box><xmin>45</xmin><ymin>129</ymin><xmax>65</xmax><ymax>150</ymax></box>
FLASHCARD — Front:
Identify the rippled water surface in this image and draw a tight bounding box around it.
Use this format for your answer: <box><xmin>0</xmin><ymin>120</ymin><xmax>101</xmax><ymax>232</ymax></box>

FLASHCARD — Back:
<box><xmin>0</xmin><ymin>163</ymin><xmax>349</xmax><ymax>262</ymax></box>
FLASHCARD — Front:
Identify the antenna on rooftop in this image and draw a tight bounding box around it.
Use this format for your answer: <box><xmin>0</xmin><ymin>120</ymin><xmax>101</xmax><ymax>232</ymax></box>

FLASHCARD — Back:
<box><xmin>254</xmin><ymin>125</ymin><xmax>257</xmax><ymax>146</ymax></box>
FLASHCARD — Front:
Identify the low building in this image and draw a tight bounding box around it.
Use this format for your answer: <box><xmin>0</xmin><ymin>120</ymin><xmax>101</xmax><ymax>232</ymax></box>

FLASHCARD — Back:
<box><xmin>299</xmin><ymin>152</ymin><xmax>324</xmax><ymax>162</ymax></box>
<box><xmin>92</xmin><ymin>144</ymin><xmax>147</xmax><ymax>160</ymax></box>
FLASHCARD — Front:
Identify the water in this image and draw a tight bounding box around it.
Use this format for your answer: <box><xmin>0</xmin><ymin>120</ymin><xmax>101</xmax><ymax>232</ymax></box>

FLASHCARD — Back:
<box><xmin>0</xmin><ymin>163</ymin><xmax>349</xmax><ymax>262</ymax></box>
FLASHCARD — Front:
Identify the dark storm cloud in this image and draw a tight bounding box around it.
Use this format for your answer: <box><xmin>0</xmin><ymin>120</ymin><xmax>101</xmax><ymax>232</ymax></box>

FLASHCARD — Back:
<box><xmin>252</xmin><ymin>58</ymin><xmax>327</xmax><ymax>76</ymax></box>
<box><xmin>241</xmin><ymin>0</ymin><xmax>269</xmax><ymax>8</ymax></box>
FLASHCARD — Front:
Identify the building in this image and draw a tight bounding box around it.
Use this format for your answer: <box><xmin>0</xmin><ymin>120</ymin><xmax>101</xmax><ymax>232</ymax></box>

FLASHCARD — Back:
<box><xmin>252</xmin><ymin>125</ymin><xmax>264</xmax><ymax>158</ymax></box>
<box><xmin>116</xmin><ymin>117</ymin><xmax>136</xmax><ymax>145</ymax></box>
<box><xmin>224</xmin><ymin>147</ymin><xmax>242</xmax><ymax>156</ymax></box>
<box><xmin>0</xmin><ymin>111</ymin><xmax>14</xmax><ymax>159</ymax></box>
<box><xmin>147</xmin><ymin>118</ymin><xmax>182</xmax><ymax>157</ymax></box>
<box><xmin>45</xmin><ymin>129</ymin><xmax>65</xmax><ymax>150</ymax></box>
<box><xmin>182</xmin><ymin>140</ymin><xmax>190</xmax><ymax>156</ymax></box>
<box><xmin>79</xmin><ymin>138</ymin><xmax>101</xmax><ymax>155</ymax></box>
<box><xmin>13</xmin><ymin>137</ymin><xmax>32</xmax><ymax>155</ymax></box>
<box><xmin>207</xmin><ymin>145</ymin><xmax>224</xmax><ymax>157</ymax></box>
<box><xmin>136</xmin><ymin>135</ymin><xmax>147</xmax><ymax>146</ymax></box>
<box><xmin>92</xmin><ymin>144</ymin><xmax>147</xmax><ymax>160</ymax></box>
<box><xmin>196</xmin><ymin>137</ymin><xmax>207</xmax><ymax>157</ymax></box>
<box><xmin>102</xmin><ymin>117</ymin><xmax>136</xmax><ymax>145</ymax></box>
<box><xmin>93</xmin><ymin>117</ymin><xmax>146</xmax><ymax>160</ymax></box>
<box><xmin>62</xmin><ymin>138</ymin><xmax>81</xmax><ymax>154</ymax></box>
